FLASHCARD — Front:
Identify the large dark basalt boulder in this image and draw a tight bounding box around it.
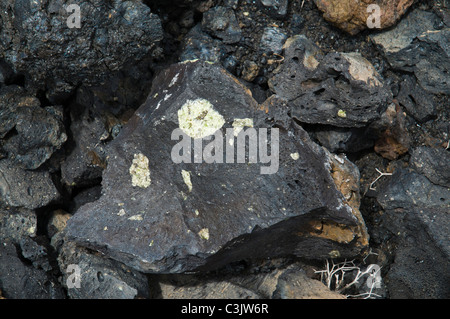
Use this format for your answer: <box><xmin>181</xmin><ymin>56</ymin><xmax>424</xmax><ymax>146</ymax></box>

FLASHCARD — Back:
<box><xmin>66</xmin><ymin>61</ymin><xmax>368</xmax><ymax>273</ymax></box>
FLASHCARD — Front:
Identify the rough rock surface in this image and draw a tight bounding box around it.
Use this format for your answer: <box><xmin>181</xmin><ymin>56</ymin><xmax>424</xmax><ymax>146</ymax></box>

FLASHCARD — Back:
<box><xmin>58</xmin><ymin>240</ymin><xmax>150</xmax><ymax>299</ymax></box>
<box><xmin>66</xmin><ymin>61</ymin><xmax>368</xmax><ymax>273</ymax></box>
<box><xmin>0</xmin><ymin>207</ymin><xmax>37</xmax><ymax>243</ymax></box>
<box><xmin>61</xmin><ymin>107</ymin><xmax>109</xmax><ymax>187</ymax></box>
<box><xmin>201</xmin><ymin>6</ymin><xmax>242</xmax><ymax>44</ymax></box>
<box><xmin>370</xmin><ymin>9</ymin><xmax>450</xmax><ymax>95</ymax></box>
<box><xmin>0</xmin><ymin>159</ymin><xmax>60</xmax><ymax>210</ymax></box>
<box><xmin>396</xmin><ymin>75</ymin><xmax>437</xmax><ymax>123</ymax></box>
<box><xmin>0</xmin><ymin>239</ymin><xmax>64</xmax><ymax>299</ymax></box>
<box><xmin>156</xmin><ymin>262</ymin><xmax>345</xmax><ymax>299</ymax></box>
<box><xmin>0</xmin><ymin>85</ymin><xmax>67</xmax><ymax>169</ymax></box>
<box><xmin>0</xmin><ymin>0</ymin><xmax>163</xmax><ymax>102</ymax></box>
<box><xmin>266</xmin><ymin>35</ymin><xmax>392</xmax><ymax>128</ymax></box>
<box><xmin>376</xmin><ymin>169</ymin><xmax>450</xmax><ymax>298</ymax></box>
<box><xmin>410</xmin><ymin>146</ymin><xmax>450</xmax><ymax>188</ymax></box>
<box><xmin>314</xmin><ymin>0</ymin><xmax>414</xmax><ymax>35</ymax></box>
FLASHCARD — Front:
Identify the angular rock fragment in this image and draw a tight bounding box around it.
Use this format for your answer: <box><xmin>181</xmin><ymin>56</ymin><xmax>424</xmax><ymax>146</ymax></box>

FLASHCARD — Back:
<box><xmin>314</xmin><ymin>0</ymin><xmax>414</xmax><ymax>35</ymax></box>
<box><xmin>371</xmin><ymin>10</ymin><xmax>450</xmax><ymax>95</ymax></box>
<box><xmin>61</xmin><ymin>106</ymin><xmax>110</xmax><ymax>187</ymax></box>
<box><xmin>58</xmin><ymin>241</ymin><xmax>149</xmax><ymax>299</ymax></box>
<box><xmin>313</xmin><ymin>126</ymin><xmax>374</xmax><ymax>153</ymax></box>
<box><xmin>396</xmin><ymin>75</ymin><xmax>437</xmax><ymax>123</ymax></box>
<box><xmin>376</xmin><ymin>168</ymin><xmax>450</xmax><ymax>298</ymax></box>
<box><xmin>259</xmin><ymin>26</ymin><xmax>288</xmax><ymax>56</ymax></box>
<box><xmin>0</xmin><ymin>159</ymin><xmax>60</xmax><ymax>210</ymax></box>
<box><xmin>0</xmin><ymin>238</ymin><xmax>65</xmax><ymax>299</ymax></box>
<box><xmin>377</xmin><ymin>169</ymin><xmax>449</xmax><ymax>211</ymax></box>
<box><xmin>180</xmin><ymin>25</ymin><xmax>225</xmax><ymax>63</ymax></box>
<box><xmin>0</xmin><ymin>207</ymin><xmax>37</xmax><ymax>243</ymax></box>
<box><xmin>0</xmin><ymin>0</ymin><xmax>163</xmax><ymax>101</ymax></box>
<box><xmin>19</xmin><ymin>237</ymin><xmax>52</xmax><ymax>271</ymax></box>
<box><xmin>410</xmin><ymin>146</ymin><xmax>450</xmax><ymax>188</ymax></box>
<box><xmin>266</xmin><ymin>35</ymin><xmax>391</xmax><ymax>128</ymax></box>
<box><xmin>258</xmin><ymin>0</ymin><xmax>289</xmax><ymax>19</ymax></box>
<box><xmin>201</xmin><ymin>6</ymin><xmax>242</xmax><ymax>44</ymax></box>
<box><xmin>66</xmin><ymin>61</ymin><xmax>368</xmax><ymax>274</ymax></box>
<box><xmin>0</xmin><ymin>85</ymin><xmax>67</xmax><ymax>169</ymax></box>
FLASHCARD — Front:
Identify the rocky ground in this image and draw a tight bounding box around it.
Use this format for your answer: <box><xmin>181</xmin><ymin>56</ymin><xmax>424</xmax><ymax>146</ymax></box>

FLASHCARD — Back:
<box><xmin>0</xmin><ymin>0</ymin><xmax>448</xmax><ymax>299</ymax></box>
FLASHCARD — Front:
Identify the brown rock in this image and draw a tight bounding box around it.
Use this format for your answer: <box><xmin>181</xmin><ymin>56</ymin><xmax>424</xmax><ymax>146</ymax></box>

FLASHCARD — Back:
<box><xmin>313</xmin><ymin>0</ymin><xmax>414</xmax><ymax>35</ymax></box>
<box><xmin>372</xmin><ymin>102</ymin><xmax>411</xmax><ymax>160</ymax></box>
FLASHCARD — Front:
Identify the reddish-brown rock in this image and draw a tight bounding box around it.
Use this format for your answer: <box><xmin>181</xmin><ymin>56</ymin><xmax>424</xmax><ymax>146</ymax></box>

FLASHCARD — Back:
<box><xmin>313</xmin><ymin>0</ymin><xmax>414</xmax><ymax>35</ymax></box>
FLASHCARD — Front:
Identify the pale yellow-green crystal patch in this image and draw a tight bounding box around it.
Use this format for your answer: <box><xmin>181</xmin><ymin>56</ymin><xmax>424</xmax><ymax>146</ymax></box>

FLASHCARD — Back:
<box><xmin>232</xmin><ymin>118</ymin><xmax>254</xmax><ymax>136</ymax></box>
<box><xmin>178</xmin><ymin>98</ymin><xmax>225</xmax><ymax>139</ymax></box>
<box><xmin>129</xmin><ymin>153</ymin><xmax>151</xmax><ymax>188</ymax></box>
<box><xmin>182</xmin><ymin>169</ymin><xmax>193</xmax><ymax>192</ymax></box>
<box><xmin>198</xmin><ymin>228</ymin><xmax>209</xmax><ymax>240</ymax></box>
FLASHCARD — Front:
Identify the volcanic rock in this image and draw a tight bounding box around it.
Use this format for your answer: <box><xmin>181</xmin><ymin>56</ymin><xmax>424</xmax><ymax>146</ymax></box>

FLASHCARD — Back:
<box><xmin>181</xmin><ymin>25</ymin><xmax>225</xmax><ymax>63</ymax></box>
<box><xmin>0</xmin><ymin>85</ymin><xmax>67</xmax><ymax>169</ymax></box>
<box><xmin>370</xmin><ymin>9</ymin><xmax>450</xmax><ymax>95</ymax></box>
<box><xmin>66</xmin><ymin>61</ymin><xmax>368</xmax><ymax>274</ymax></box>
<box><xmin>58</xmin><ymin>241</ymin><xmax>149</xmax><ymax>299</ymax></box>
<box><xmin>0</xmin><ymin>159</ymin><xmax>60</xmax><ymax>210</ymax></box>
<box><xmin>396</xmin><ymin>75</ymin><xmax>437</xmax><ymax>123</ymax></box>
<box><xmin>266</xmin><ymin>35</ymin><xmax>392</xmax><ymax>128</ymax></box>
<box><xmin>61</xmin><ymin>106</ymin><xmax>110</xmax><ymax>187</ymax></box>
<box><xmin>376</xmin><ymin>168</ymin><xmax>450</xmax><ymax>298</ymax></box>
<box><xmin>201</xmin><ymin>6</ymin><xmax>242</xmax><ymax>44</ymax></box>
<box><xmin>0</xmin><ymin>207</ymin><xmax>37</xmax><ymax>243</ymax></box>
<box><xmin>0</xmin><ymin>0</ymin><xmax>163</xmax><ymax>102</ymax></box>
<box><xmin>410</xmin><ymin>146</ymin><xmax>450</xmax><ymax>188</ymax></box>
<box><xmin>0</xmin><ymin>238</ymin><xmax>65</xmax><ymax>299</ymax></box>
<box><xmin>258</xmin><ymin>0</ymin><xmax>289</xmax><ymax>19</ymax></box>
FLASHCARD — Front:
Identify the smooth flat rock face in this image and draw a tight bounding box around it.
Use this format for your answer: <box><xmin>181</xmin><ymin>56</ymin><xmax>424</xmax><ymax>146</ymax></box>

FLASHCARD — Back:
<box><xmin>66</xmin><ymin>61</ymin><xmax>367</xmax><ymax>273</ymax></box>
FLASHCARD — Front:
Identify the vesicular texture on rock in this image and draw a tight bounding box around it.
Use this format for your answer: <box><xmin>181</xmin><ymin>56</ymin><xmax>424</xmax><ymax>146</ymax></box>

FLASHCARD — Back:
<box><xmin>0</xmin><ymin>0</ymin><xmax>163</xmax><ymax>102</ymax></box>
<box><xmin>66</xmin><ymin>61</ymin><xmax>368</xmax><ymax>273</ymax></box>
<box><xmin>266</xmin><ymin>35</ymin><xmax>392</xmax><ymax>128</ymax></box>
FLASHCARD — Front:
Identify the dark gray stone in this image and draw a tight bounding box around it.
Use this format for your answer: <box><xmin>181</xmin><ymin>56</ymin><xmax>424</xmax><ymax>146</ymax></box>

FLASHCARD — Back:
<box><xmin>66</xmin><ymin>61</ymin><xmax>368</xmax><ymax>274</ymax></box>
<box><xmin>267</xmin><ymin>35</ymin><xmax>392</xmax><ymax>128</ymax></box>
<box><xmin>371</xmin><ymin>10</ymin><xmax>450</xmax><ymax>95</ymax></box>
<box><xmin>0</xmin><ymin>0</ymin><xmax>163</xmax><ymax>102</ymax></box>
<box><xmin>313</xmin><ymin>126</ymin><xmax>374</xmax><ymax>153</ymax></box>
<box><xmin>377</xmin><ymin>169</ymin><xmax>450</xmax><ymax>211</ymax></box>
<box><xmin>410</xmin><ymin>147</ymin><xmax>450</xmax><ymax>188</ymax></box>
<box><xmin>0</xmin><ymin>159</ymin><xmax>60</xmax><ymax>209</ymax></box>
<box><xmin>19</xmin><ymin>237</ymin><xmax>52</xmax><ymax>271</ymax></box>
<box><xmin>0</xmin><ymin>238</ymin><xmax>65</xmax><ymax>299</ymax></box>
<box><xmin>0</xmin><ymin>207</ymin><xmax>37</xmax><ymax>243</ymax></box>
<box><xmin>58</xmin><ymin>240</ymin><xmax>150</xmax><ymax>299</ymax></box>
<box><xmin>259</xmin><ymin>26</ymin><xmax>288</xmax><ymax>56</ymax></box>
<box><xmin>0</xmin><ymin>85</ymin><xmax>67</xmax><ymax>169</ymax></box>
<box><xmin>396</xmin><ymin>75</ymin><xmax>437</xmax><ymax>123</ymax></box>
<box><xmin>61</xmin><ymin>106</ymin><xmax>109</xmax><ymax>187</ymax></box>
<box><xmin>180</xmin><ymin>24</ymin><xmax>225</xmax><ymax>63</ymax></box>
<box><xmin>376</xmin><ymin>169</ymin><xmax>450</xmax><ymax>298</ymax></box>
<box><xmin>258</xmin><ymin>0</ymin><xmax>289</xmax><ymax>19</ymax></box>
<box><xmin>201</xmin><ymin>6</ymin><xmax>242</xmax><ymax>44</ymax></box>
